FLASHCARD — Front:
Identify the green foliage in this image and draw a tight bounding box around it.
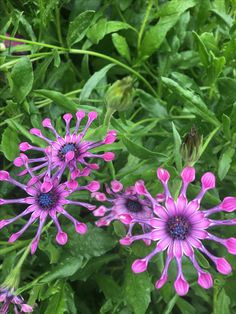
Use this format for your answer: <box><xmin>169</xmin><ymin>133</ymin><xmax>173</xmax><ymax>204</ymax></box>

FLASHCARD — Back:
<box><xmin>1</xmin><ymin>0</ymin><xmax>236</xmax><ymax>313</ymax></box>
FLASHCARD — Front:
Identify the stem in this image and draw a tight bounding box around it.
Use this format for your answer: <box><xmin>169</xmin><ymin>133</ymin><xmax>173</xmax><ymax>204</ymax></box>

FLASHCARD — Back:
<box><xmin>104</xmin><ymin>108</ymin><xmax>115</xmax><ymax>127</ymax></box>
<box><xmin>0</xmin><ymin>35</ymin><xmax>157</xmax><ymax>96</ymax></box>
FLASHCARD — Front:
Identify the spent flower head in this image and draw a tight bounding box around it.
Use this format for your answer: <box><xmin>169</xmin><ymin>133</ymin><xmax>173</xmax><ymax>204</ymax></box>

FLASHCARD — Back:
<box><xmin>0</xmin><ymin>287</ymin><xmax>33</xmax><ymax>314</ymax></box>
<box><xmin>121</xmin><ymin>167</ymin><xmax>236</xmax><ymax>295</ymax></box>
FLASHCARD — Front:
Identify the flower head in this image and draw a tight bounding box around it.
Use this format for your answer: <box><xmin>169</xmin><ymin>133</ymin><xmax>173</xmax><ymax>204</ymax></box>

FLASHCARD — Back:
<box><xmin>92</xmin><ymin>180</ymin><xmax>161</xmax><ymax>244</ymax></box>
<box><xmin>17</xmin><ymin>111</ymin><xmax>116</xmax><ymax>180</ymax></box>
<box><xmin>121</xmin><ymin>167</ymin><xmax>236</xmax><ymax>295</ymax></box>
<box><xmin>0</xmin><ymin>153</ymin><xmax>99</xmax><ymax>254</ymax></box>
<box><xmin>0</xmin><ymin>287</ymin><xmax>33</xmax><ymax>313</ymax></box>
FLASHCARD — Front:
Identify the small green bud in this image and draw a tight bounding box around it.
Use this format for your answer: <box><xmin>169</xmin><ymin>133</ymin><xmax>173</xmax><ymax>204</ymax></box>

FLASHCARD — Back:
<box><xmin>181</xmin><ymin>126</ymin><xmax>203</xmax><ymax>165</ymax></box>
<box><xmin>105</xmin><ymin>76</ymin><xmax>134</xmax><ymax>112</ymax></box>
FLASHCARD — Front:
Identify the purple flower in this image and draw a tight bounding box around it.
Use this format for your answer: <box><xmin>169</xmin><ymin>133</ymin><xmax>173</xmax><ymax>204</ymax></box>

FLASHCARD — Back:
<box><xmin>16</xmin><ymin>111</ymin><xmax>116</xmax><ymax>180</ymax></box>
<box><xmin>92</xmin><ymin>180</ymin><xmax>164</xmax><ymax>244</ymax></box>
<box><xmin>0</xmin><ymin>287</ymin><xmax>33</xmax><ymax>313</ymax></box>
<box><xmin>0</xmin><ymin>153</ymin><xmax>100</xmax><ymax>254</ymax></box>
<box><xmin>120</xmin><ymin>167</ymin><xmax>236</xmax><ymax>296</ymax></box>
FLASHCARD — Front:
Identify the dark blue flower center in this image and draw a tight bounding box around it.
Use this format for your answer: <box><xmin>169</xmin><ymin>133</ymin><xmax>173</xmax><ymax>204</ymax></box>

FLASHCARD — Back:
<box><xmin>126</xmin><ymin>199</ymin><xmax>143</xmax><ymax>213</ymax></box>
<box><xmin>167</xmin><ymin>216</ymin><xmax>191</xmax><ymax>240</ymax></box>
<box><xmin>58</xmin><ymin>143</ymin><xmax>79</xmax><ymax>161</ymax></box>
<box><xmin>38</xmin><ymin>192</ymin><xmax>57</xmax><ymax>209</ymax></box>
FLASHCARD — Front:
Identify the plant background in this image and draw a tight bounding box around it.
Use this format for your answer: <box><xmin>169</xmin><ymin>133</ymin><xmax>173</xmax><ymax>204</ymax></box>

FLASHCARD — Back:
<box><xmin>0</xmin><ymin>0</ymin><xmax>236</xmax><ymax>313</ymax></box>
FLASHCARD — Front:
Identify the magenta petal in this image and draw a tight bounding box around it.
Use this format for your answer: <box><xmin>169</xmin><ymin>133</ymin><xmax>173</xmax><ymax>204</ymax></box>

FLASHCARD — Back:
<box><xmin>157</xmin><ymin>168</ymin><xmax>170</xmax><ymax>183</ymax></box>
<box><xmin>201</xmin><ymin>172</ymin><xmax>215</xmax><ymax>189</ymax></box>
<box><xmin>120</xmin><ymin>237</ymin><xmax>132</xmax><ymax>245</ymax></box>
<box><xmin>0</xmin><ymin>170</ymin><xmax>10</xmax><ymax>180</ymax></box>
<box><xmin>155</xmin><ymin>275</ymin><xmax>168</xmax><ymax>289</ymax></box>
<box><xmin>198</xmin><ymin>272</ymin><xmax>213</xmax><ymax>289</ymax></box>
<box><xmin>19</xmin><ymin>142</ymin><xmax>32</xmax><ymax>151</ymax></box>
<box><xmin>132</xmin><ymin>259</ymin><xmax>147</xmax><ymax>273</ymax></box>
<box><xmin>65</xmin><ymin>151</ymin><xmax>75</xmax><ymax>162</ymax></box>
<box><xmin>103</xmin><ymin>152</ymin><xmax>115</xmax><ymax>161</ymax></box>
<box><xmin>87</xmin><ymin>181</ymin><xmax>100</xmax><ymax>192</ymax></box>
<box><xmin>75</xmin><ymin>222</ymin><xmax>87</xmax><ymax>234</ymax></box>
<box><xmin>42</xmin><ymin>118</ymin><xmax>52</xmax><ymax>128</ymax></box>
<box><xmin>174</xmin><ymin>276</ymin><xmax>189</xmax><ymax>296</ymax></box>
<box><xmin>56</xmin><ymin>231</ymin><xmax>68</xmax><ymax>245</ymax></box>
<box><xmin>31</xmin><ymin>238</ymin><xmax>39</xmax><ymax>254</ymax></box>
<box><xmin>216</xmin><ymin>258</ymin><xmax>232</xmax><ymax>275</ymax></box>
<box><xmin>221</xmin><ymin>197</ymin><xmax>236</xmax><ymax>212</ymax></box>
<box><xmin>225</xmin><ymin>238</ymin><xmax>236</xmax><ymax>254</ymax></box>
<box><xmin>40</xmin><ymin>181</ymin><xmax>53</xmax><ymax>193</ymax></box>
<box><xmin>21</xmin><ymin>304</ymin><xmax>33</xmax><ymax>313</ymax></box>
<box><xmin>118</xmin><ymin>213</ymin><xmax>132</xmax><ymax>224</ymax></box>
<box><xmin>111</xmin><ymin>180</ymin><xmax>123</xmax><ymax>193</ymax></box>
<box><xmin>181</xmin><ymin>167</ymin><xmax>195</xmax><ymax>183</ymax></box>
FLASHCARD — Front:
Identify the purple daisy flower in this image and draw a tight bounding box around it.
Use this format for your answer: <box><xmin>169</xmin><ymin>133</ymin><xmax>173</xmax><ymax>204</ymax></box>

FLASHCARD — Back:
<box><xmin>92</xmin><ymin>180</ymin><xmax>164</xmax><ymax>244</ymax></box>
<box><xmin>120</xmin><ymin>167</ymin><xmax>236</xmax><ymax>296</ymax></box>
<box><xmin>0</xmin><ymin>153</ymin><xmax>99</xmax><ymax>254</ymax></box>
<box><xmin>0</xmin><ymin>287</ymin><xmax>33</xmax><ymax>314</ymax></box>
<box><xmin>16</xmin><ymin>111</ymin><xmax>116</xmax><ymax>180</ymax></box>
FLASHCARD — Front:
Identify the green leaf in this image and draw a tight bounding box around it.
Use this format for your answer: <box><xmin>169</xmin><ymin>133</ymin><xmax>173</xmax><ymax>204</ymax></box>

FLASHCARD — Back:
<box><xmin>124</xmin><ymin>262</ymin><xmax>152</xmax><ymax>314</ymax></box>
<box><xmin>140</xmin><ymin>0</ymin><xmax>198</xmax><ymax>58</ymax></box>
<box><xmin>218</xmin><ymin>147</ymin><xmax>235</xmax><ymax>180</ymax></box>
<box><xmin>137</xmin><ymin>89</ymin><xmax>167</xmax><ymax>117</ymax></box>
<box><xmin>214</xmin><ymin>288</ymin><xmax>231</xmax><ymax>314</ymax></box>
<box><xmin>218</xmin><ymin>77</ymin><xmax>236</xmax><ymax>102</ymax></box>
<box><xmin>41</xmin><ymin>256</ymin><xmax>83</xmax><ymax>283</ymax></box>
<box><xmin>122</xmin><ymin>135</ymin><xmax>167</xmax><ymax>160</ymax></box>
<box><xmin>1</xmin><ymin>127</ymin><xmax>19</xmax><ymax>161</ymax></box>
<box><xmin>222</xmin><ymin>114</ymin><xmax>231</xmax><ymax>141</ymax></box>
<box><xmin>177</xmin><ymin>298</ymin><xmax>197</xmax><ymax>314</ymax></box>
<box><xmin>95</xmin><ymin>274</ymin><xmax>122</xmax><ymax>300</ymax></box>
<box><xmin>195</xmin><ymin>250</ymin><xmax>210</xmax><ymax>269</ymax></box>
<box><xmin>161</xmin><ymin>77</ymin><xmax>220</xmax><ymax>126</ymax></box>
<box><xmin>192</xmin><ymin>31</ymin><xmax>210</xmax><ymax>67</ymax></box>
<box><xmin>208</xmin><ymin>52</ymin><xmax>225</xmax><ymax>84</ymax></box>
<box><xmin>112</xmin><ymin>33</ymin><xmax>131</xmax><ymax>62</ymax></box>
<box><xmin>87</xmin><ymin>18</ymin><xmax>107</xmax><ymax>44</ymax></box>
<box><xmin>11</xmin><ymin>57</ymin><xmax>34</xmax><ymax>103</ymax></box>
<box><xmin>67</xmin><ymin>10</ymin><xmax>95</xmax><ymax>47</ymax></box>
<box><xmin>35</xmin><ymin>89</ymin><xmax>78</xmax><ymax>111</ymax></box>
<box><xmin>79</xmin><ymin>64</ymin><xmax>115</xmax><ymax>101</ymax></box>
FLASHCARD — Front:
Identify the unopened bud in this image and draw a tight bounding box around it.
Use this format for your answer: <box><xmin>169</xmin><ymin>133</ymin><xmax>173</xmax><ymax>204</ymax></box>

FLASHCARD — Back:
<box><xmin>105</xmin><ymin>76</ymin><xmax>134</xmax><ymax>112</ymax></box>
<box><xmin>181</xmin><ymin>126</ymin><xmax>203</xmax><ymax>165</ymax></box>
<box><xmin>0</xmin><ymin>43</ymin><xmax>6</xmax><ymax>52</ymax></box>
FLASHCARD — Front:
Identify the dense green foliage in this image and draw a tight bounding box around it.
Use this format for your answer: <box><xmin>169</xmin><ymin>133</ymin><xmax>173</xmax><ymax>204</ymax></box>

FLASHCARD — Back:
<box><xmin>0</xmin><ymin>0</ymin><xmax>236</xmax><ymax>313</ymax></box>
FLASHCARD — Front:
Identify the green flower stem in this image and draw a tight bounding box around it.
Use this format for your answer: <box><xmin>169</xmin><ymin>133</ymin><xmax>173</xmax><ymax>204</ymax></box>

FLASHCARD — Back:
<box><xmin>104</xmin><ymin>108</ymin><xmax>115</xmax><ymax>127</ymax></box>
<box><xmin>0</xmin><ymin>35</ymin><xmax>157</xmax><ymax>96</ymax></box>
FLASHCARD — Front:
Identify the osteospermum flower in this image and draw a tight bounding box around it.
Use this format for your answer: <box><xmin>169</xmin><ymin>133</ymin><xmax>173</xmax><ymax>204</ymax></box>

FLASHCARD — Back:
<box><xmin>0</xmin><ymin>152</ymin><xmax>99</xmax><ymax>254</ymax></box>
<box><xmin>0</xmin><ymin>287</ymin><xmax>33</xmax><ymax>313</ymax></box>
<box><xmin>120</xmin><ymin>167</ymin><xmax>236</xmax><ymax>296</ymax></box>
<box><xmin>92</xmin><ymin>180</ymin><xmax>164</xmax><ymax>244</ymax></box>
<box><xmin>17</xmin><ymin>111</ymin><xmax>116</xmax><ymax>180</ymax></box>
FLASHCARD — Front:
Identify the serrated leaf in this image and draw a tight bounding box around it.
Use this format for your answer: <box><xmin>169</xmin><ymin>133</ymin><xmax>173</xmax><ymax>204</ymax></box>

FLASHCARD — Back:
<box><xmin>11</xmin><ymin>57</ymin><xmax>34</xmax><ymax>103</ymax></box>
<box><xmin>1</xmin><ymin>127</ymin><xmax>19</xmax><ymax>161</ymax></box>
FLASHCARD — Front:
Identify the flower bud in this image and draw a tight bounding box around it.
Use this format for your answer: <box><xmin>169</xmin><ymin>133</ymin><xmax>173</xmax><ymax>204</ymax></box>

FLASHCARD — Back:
<box><xmin>181</xmin><ymin>126</ymin><xmax>203</xmax><ymax>165</ymax></box>
<box><xmin>105</xmin><ymin>76</ymin><xmax>134</xmax><ymax>112</ymax></box>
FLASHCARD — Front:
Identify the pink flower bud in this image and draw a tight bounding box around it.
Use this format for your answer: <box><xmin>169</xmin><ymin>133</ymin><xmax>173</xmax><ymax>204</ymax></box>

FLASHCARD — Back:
<box><xmin>14</xmin><ymin>157</ymin><xmax>24</xmax><ymax>167</ymax></box>
<box><xmin>0</xmin><ymin>171</ymin><xmax>10</xmax><ymax>181</ymax></box>
<box><xmin>8</xmin><ymin>233</ymin><xmax>20</xmax><ymax>243</ymax></box>
<box><xmin>31</xmin><ymin>238</ymin><xmax>39</xmax><ymax>254</ymax></box>
<box><xmin>67</xmin><ymin>180</ymin><xmax>78</xmax><ymax>190</ymax></box>
<box><xmin>221</xmin><ymin>197</ymin><xmax>236</xmax><ymax>212</ymax></box>
<box><xmin>89</xmin><ymin>163</ymin><xmax>99</xmax><ymax>170</ymax></box>
<box><xmin>132</xmin><ymin>259</ymin><xmax>148</xmax><ymax>273</ymax></box>
<box><xmin>216</xmin><ymin>258</ymin><xmax>232</xmax><ymax>275</ymax></box>
<box><xmin>93</xmin><ymin>206</ymin><xmax>107</xmax><ymax>217</ymax></box>
<box><xmin>0</xmin><ymin>220</ymin><xmax>8</xmax><ymax>229</ymax></box>
<box><xmin>104</xmin><ymin>131</ymin><xmax>117</xmax><ymax>144</ymax></box>
<box><xmin>174</xmin><ymin>276</ymin><xmax>189</xmax><ymax>296</ymax></box>
<box><xmin>157</xmin><ymin>168</ymin><xmax>170</xmax><ymax>183</ymax></box>
<box><xmin>91</xmin><ymin>192</ymin><xmax>107</xmax><ymax>201</ymax></box>
<box><xmin>40</xmin><ymin>181</ymin><xmax>53</xmax><ymax>193</ymax></box>
<box><xmin>103</xmin><ymin>152</ymin><xmax>115</xmax><ymax>161</ymax></box>
<box><xmin>21</xmin><ymin>304</ymin><xmax>33</xmax><ymax>312</ymax></box>
<box><xmin>201</xmin><ymin>172</ymin><xmax>215</xmax><ymax>190</ymax></box>
<box><xmin>19</xmin><ymin>142</ymin><xmax>31</xmax><ymax>151</ymax></box>
<box><xmin>56</xmin><ymin>232</ymin><xmax>68</xmax><ymax>245</ymax></box>
<box><xmin>119</xmin><ymin>237</ymin><xmax>132</xmax><ymax>245</ymax></box>
<box><xmin>198</xmin><ymin>272</ymin><xmax>213</xmax><ymax>289</ymax></box>
<box><xmin>181</xmin><ymin>167</ymin><xmax>195</xmax><ymax>183</ymax></box>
